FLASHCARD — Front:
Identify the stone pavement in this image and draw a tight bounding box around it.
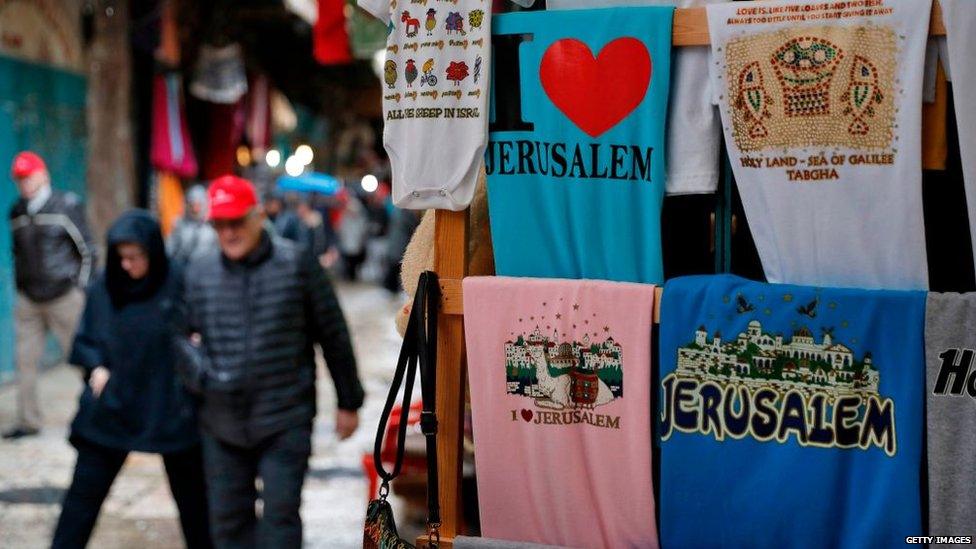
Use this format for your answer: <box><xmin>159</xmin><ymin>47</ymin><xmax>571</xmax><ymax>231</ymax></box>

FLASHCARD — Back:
<box><xmin>0</xmin><ymin>282</ymin><xmax>412</xmax><ymax>548</ymax></box>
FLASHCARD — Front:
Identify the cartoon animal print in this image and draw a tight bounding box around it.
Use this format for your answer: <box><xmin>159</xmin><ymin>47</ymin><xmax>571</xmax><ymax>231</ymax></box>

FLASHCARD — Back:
<box><xmin>404</xmin><ymin>59</ymin><xmax>418</xmax><ymax>88</ymax></box>
<box><xmin>736</xmin><ymin>293</ymin><xmax>756</xmax><ymax>314</ymax></box>
<box><xmin>420</xmin><ymin>58</ymin><xmax>438</xmax><ymax>86</ymax></box>
<box><xmin>425</xmin><ymin>8</ymin><xmax>436</xmax><ymax>36</ymax></box>
<box><xmin>444</xmin><ymin>12</ymin><xmax>465</xmax><ymax>35</ymax></box>
<box><xmin>841</xmin><ymin>55</ymin><xmax>884</xmax><ymax>136</ymax></box>
<box><xmin>468</xmin><ymin>9</ymin><xmax>484</xmax><ymax>30</ymax></box>
<box><xmin>401</xmin><ymin>11</ymin><xmax>420</xmax><ymax>37</ymax></box>
<box><xmin>735</xmin><ymin>61</ymin><xmax>773</xmax><ymax>139</ymax></box>
<box><xmin>796</xmin><ymin>297</ymin><xmax>818</xmax><ymax>319</ymax></box>
<box><xmin>526</xmin><ymin>341</ymin><xmax>614</xmax><ymax>410</ymax></box>
<box><xmin>384</xmin><ymin>59</ymin><xmax>397</xmax><ymax>89</ymax></box>
<box><xmin>445</xmin><ymin>61</ymin><xmax>469</xmax><ymax>85</ymax></box>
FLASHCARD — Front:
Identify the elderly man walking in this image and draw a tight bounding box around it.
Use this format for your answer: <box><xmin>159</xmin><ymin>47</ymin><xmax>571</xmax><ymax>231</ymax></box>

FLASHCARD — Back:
<box><xmin>5</xmin><ymin>151</ymin><xmax>96</xmax><ymax>439</ymax></box>
<box><xmin>174</xmin><ymin>175</ymin><xmax>364</xmax><ymax>548</ymax></box>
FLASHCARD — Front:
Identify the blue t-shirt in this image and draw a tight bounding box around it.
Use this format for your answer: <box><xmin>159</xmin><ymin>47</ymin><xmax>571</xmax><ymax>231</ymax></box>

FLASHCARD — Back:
<box><xmin>659</xmin><ymin>274</ymin><xmax>924</xmax><ymax>548</ymax></box>
<box><xmin>487</xmin><ymin>7</ymin><xmax>672</xmax><ymax>284</ymax></box>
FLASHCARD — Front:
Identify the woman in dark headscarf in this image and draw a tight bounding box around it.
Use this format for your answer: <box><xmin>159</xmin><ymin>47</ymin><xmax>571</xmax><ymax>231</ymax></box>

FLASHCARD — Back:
<box><xmin>52</xmin><ymin>210</ymin><xmax>211</xmax><ymax>549</ymax></box>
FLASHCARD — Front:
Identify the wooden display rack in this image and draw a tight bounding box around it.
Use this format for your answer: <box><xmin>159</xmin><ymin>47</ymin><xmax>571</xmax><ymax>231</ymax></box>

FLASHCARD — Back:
<box><xmin>423</xmin><ymin>3</ymin><xmax>947</xmax><ymax>546</ymax></box>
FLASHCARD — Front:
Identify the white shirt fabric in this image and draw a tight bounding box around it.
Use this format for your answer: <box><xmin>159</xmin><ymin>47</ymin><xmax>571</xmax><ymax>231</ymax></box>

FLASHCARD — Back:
<box><xmin>547</xmin><ymin>0</ymin><xmax>723</xmax><ymax>195</ymax></box>
<box><xmin>26</xmin><ymin>184</ymin><xmax>51</xmax><ymax>215</ymax></box>
<box><xmin>940</xmin><ymin>0</ymin><xmax>976</xmax><ymax>275</ymax></box>
<box><xmin>706</xmin><ymin>0</ymin><xmax>931</xmax><ymax>290</ymax></box>
<box><xmin>358</xmin><ymin>0</ymin><xmax>490</xmax><ymax>210</ymax></box>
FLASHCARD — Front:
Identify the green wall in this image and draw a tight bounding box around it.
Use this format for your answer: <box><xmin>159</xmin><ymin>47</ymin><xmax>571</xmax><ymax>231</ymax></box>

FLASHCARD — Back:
<box><xmin>0</xmin><ymin>54</ymin><xmax>88</xmax><ymax>381</ymax></box>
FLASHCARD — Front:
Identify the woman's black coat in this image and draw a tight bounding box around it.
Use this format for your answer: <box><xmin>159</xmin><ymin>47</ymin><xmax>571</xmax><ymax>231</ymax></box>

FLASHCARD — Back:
<box><xmin>69</xmin><ymin>210</ymin><xmax>198</xmax><ymax>453</ymax></box>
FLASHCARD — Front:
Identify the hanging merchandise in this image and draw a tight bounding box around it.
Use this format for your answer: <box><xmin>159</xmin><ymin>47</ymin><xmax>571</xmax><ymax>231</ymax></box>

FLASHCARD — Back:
<box><xmin>487</xmin><ymin>7</ymin><xmax>673</xmax><ymax>284</ymax></box>
<box><xmin>245</xmin><ymin>74</ymin><xmax>272</xmax><ymax>157</ymax></box>
<box><xmin>358</xmin><ymin>0</ymin><xmax>491</xmax><ymax>210</ymax></box>
<box><xmin>463</xmin><ymin>276</ymin><xmax>657</xmax><ymax>549</ymax></box>
<box><xmin>155</xmin><ymin>172</ymin><xmax>185</xmax><ymax>237</ymax></box>
<box><xmin>548</xmin><ymin>0</ymin><xmax>722</xmax><ymax>195</ymax></box>
<box><xmin>189</xmin><ymin>43</ymin><xmax>249</xmax><ymax>104</ymax></box>
<box><xmin>706</xmin><ymin>0</ymin><xmax>932</xmax><ymax>290</ymax></box>
<box><xmin>150</xmin><ymin>72</ymin><xmax>199</xmax><ymax>179</ymax></box>
<box><xmin>658</xmin><ymin>274</ymin><xmax>924</xmax><ymax>548</ymax></box>
<box><xmin>315</xmin><ymin>0</ymin><xmax>354</xmax><ymax>65</ymax></box>
<box><xmin>940</xmin><ymin>0</ymin><xmax>976</xmax><ymax>276</ymax></box>
<box><xmin>925</xmin><ymin>292</ymin><xmax>976</xmax><ymax>537</ymax></box>
<box><xmin>201</xmin><ymin>100</ymin><xmax>246</xmax><ymax>180</ymax></box>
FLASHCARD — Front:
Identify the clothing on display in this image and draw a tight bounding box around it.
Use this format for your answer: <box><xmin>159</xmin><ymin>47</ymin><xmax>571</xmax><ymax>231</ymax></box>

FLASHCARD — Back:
<box><xmin>150</xmin><ymin>73</ymin><xmax>198</xmax><ymax>179</ymax></box>
<box><xmin>925</xmin><ymin>292</ymin><xmax>976</xmax><ymax>537</ymax></box>
<box><xmin>706</xmin><ymin>0</ymin><xmax>932</xmax><ymax>290</ymax></box>
<box><xmin>547</xmin><ymin>0</ymin><xmax>721</xmax><ymax>195</ymax></box>
<box><xmin>658</xmin><ymin>274</ymin><xmax>924</xmax><ymax>548</ymax></box>
<box><xmin>487</xmin><ymin>7</ymin><xmax>673</xmax><ymax>284</ymax></box>
<box><xmin>464</xmin><ymin>276</ymin><xmax>657</xmax><ymax>549</ymax></box>
<box><xmin>940</xmin><ymin>0</ymin><xmax>976</xmax><ymax>278</ymax></box>
<box><xmin>358</xmin><ymin>0</ymin><xmax>490</xmax><ymax>210</ymax></box>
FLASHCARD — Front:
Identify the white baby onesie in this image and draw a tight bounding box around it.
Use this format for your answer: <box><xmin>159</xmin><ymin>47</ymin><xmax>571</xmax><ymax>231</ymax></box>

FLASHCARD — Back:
<box><xmin>706</xmin><ymin>0</ymin><xmax>932</xmax><ymax>290</ymax></box>
<box><xmin>547</xmin><ymin>0</ymin><xmax>723</xmax><ymax>195</ymax></box>
<box><xmin>359</xmin><ymin>0</ymin><xmax>491</xmax><ymax>210</ymax></box>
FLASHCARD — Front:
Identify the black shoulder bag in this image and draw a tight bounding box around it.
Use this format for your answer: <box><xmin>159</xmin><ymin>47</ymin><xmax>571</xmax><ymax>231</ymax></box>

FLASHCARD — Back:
<box><xmin>364</xmin><ymin>271</ymin><xmax>441</xmax><ymax>549</ymax></box>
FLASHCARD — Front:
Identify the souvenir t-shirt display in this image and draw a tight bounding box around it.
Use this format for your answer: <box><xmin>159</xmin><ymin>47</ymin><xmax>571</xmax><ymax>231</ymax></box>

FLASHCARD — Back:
<box><xmin>487</xmin><ymin>7</ymin><xmax>673</xmax><ymax>284</ymax></box>
<box><xmin>658</xmin><ymin>274</ymin><xmax>925</xmax><ymax>548</ymax></box>
<box><xmin>706</xmin><ymin>0</ymin><xmax>932</xmax><ymax>290</ymax></box>
<box><xmin>941</xmin><ymin>0</ymin><xmax>976</xmax><ymax>275</ymax></box>
<box><xmin>464</xmin><ymin>277</ymin><xmax>657</xmax><ymax>549</ymax></box>
<box><xmin>925</xmin><ymin>293</ymin><xmax>976</xmax><ymax>537</ymax></box>
<box><xmin>547</xmin><ymin>0</ymin><xmax>722</xmax><ymax>195</ymax></box>
<box><xmin>358</xmin><ymin>0</ymin><xmax>490</xmax><ymax>210</ymax></box>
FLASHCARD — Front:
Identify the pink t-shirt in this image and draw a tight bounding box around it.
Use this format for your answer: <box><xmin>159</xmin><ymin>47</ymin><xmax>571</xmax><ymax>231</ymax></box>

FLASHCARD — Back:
<box><xmin>463</xmin><ymin>277</ymin><xmax>657</xmax><ymax>549</ymax></box>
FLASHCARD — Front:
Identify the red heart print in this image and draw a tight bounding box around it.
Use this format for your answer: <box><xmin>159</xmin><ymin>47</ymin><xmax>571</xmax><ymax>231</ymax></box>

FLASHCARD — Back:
<box><xmin>521</xmin><ymin>409</ymin><xmax>534</xmax><ymax>422</ymax></box>
<box><xmin>539</xmin><ymin>37</ymin><xmax>652</xmax><ymax>138</ymax></box>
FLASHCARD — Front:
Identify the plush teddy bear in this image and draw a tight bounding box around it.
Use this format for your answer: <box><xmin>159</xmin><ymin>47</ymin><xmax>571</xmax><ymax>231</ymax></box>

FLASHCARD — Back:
<box><xmin>395</xmin><ymin>168</ymin><xmax>494</xmax><ymax>335</ymax></box>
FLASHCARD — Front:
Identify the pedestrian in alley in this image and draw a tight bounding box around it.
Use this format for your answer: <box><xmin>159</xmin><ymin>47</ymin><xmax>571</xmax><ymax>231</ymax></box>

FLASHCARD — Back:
<box><xmin>167</xmin><ymin>184</ymin><xmax>217</xmax><ymax>266</ymax></box>
<box><xmin>174</xmin><ymin>175</ymin><xmax>364</xmax><ymax>548</ymax></box>
<box><xmin>264</xmin><ymin>190</ymin><xmax>304</xmax><ymax>243</ymax></box>
<box><xmin>52</xmin><ymin>210</ymin><xmax>211</xmax><ymax>549</ymax></box>
<box><xmin>5</xmin><ymin>151</ymin><xmax>96</xmax><ymax>440</ymax></box>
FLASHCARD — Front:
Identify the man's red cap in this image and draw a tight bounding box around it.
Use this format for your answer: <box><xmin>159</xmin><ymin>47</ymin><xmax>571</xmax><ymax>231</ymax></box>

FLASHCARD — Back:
<box><xmin>208</xmin><ymin>175</ymin><xmax>258</xmax><ymax>220</ymax></box>
<box><xmin>11</xmin><ymin>151</ymin><xmax>46</xmax><ymax>179</ymax></box>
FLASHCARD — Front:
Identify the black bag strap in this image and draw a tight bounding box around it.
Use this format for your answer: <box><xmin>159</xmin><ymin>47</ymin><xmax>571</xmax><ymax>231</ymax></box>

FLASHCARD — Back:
<box><xmin>373</xmin><ymin>271</ymin><xmax>441</xmax><ymax>538</ymax></box>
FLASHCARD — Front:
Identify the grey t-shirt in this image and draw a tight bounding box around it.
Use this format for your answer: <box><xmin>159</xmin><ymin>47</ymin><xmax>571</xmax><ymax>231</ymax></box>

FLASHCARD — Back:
<box><xmin>926</xmin><ymin>293</ymin><xmax>976</xmax><ymax>539</ymax></box>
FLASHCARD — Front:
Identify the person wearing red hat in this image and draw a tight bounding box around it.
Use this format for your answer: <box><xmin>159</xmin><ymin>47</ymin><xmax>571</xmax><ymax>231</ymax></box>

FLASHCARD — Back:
<box><xmin>174</xmin><ymin>175</ymin><xmax>364</xmax><ymax>547</ymax></box>
<box><xmin>5</xmin><ymin>151</ymin><xmax>96</xmax><ymax>440</ymax></box>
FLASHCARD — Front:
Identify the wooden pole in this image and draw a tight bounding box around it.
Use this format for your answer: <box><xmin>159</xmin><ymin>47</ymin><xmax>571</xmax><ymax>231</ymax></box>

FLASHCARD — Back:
<box><xmin>86</xmin><ymin>0</ymin><xmax>136</xmax><ymax>242</ymax></box>
<box><xmin>421</xmin><ymin>209</ymin><xmax>469</xmax><ymax>548</ymax></box>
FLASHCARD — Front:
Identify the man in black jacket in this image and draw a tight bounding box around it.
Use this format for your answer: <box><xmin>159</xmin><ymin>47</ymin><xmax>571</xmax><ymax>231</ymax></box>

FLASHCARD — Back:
<box><xmin>5</xmin><ymin>151</ymin><xmax>96</xmax><ymax>439</ymax></box>
<box><xmin>174</xmin><ymin>175</ymin><xmax>364</xmax><ymax>548</ymax></box>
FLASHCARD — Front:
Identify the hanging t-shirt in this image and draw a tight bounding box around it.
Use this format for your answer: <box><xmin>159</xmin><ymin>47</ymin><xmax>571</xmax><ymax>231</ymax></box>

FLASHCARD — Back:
<box><xmin>925</xmin><ymin>292</ymin><xmax>976</xmax><ymax>539</ymax></box>
<box><xmin>464</xmin><ymin>276</ymin><xmax>657</xmax><ymax>549</ymax></box>
<box><xmin>941</xmin><ymin>0</ymin><xmax>976</xmax><ymax>276</ymax></box>
<box><xmin>487</xmin><ymin>7</ymin><xmax>673</xmax><ymax>284</ymax></box>
<box><xmin>658</xmin><ymin>274</ymin><xmax>925</xmax><ymax>548</ymax></box>
<box><xmin>547</xmin><ymin>0</ymin><xmax>722</xmax><ymax>195</ymax></box>
<box><xmin>358</xmin><ymin>0</ymin><xmax>490</xmax><ymax>210</ymax></box>
<box><xmin>706</xmin><ymin>0</ymin><xmax>932</xmax><ymax>290</ymax></box>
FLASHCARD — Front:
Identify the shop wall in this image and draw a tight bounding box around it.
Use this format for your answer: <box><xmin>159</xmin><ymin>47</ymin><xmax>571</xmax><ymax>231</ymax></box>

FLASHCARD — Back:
<box><xmin>0</xmin><ymin>54</ymin><xmax>87</xmax><ymax>381</ymax></box>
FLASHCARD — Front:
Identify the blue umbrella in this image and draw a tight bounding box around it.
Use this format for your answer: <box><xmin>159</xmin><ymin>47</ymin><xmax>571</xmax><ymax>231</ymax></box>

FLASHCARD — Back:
<box><xmin>275</xmin><ymin>172</ymin><xmax>341</xmax><ymax>195</ymax></box>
